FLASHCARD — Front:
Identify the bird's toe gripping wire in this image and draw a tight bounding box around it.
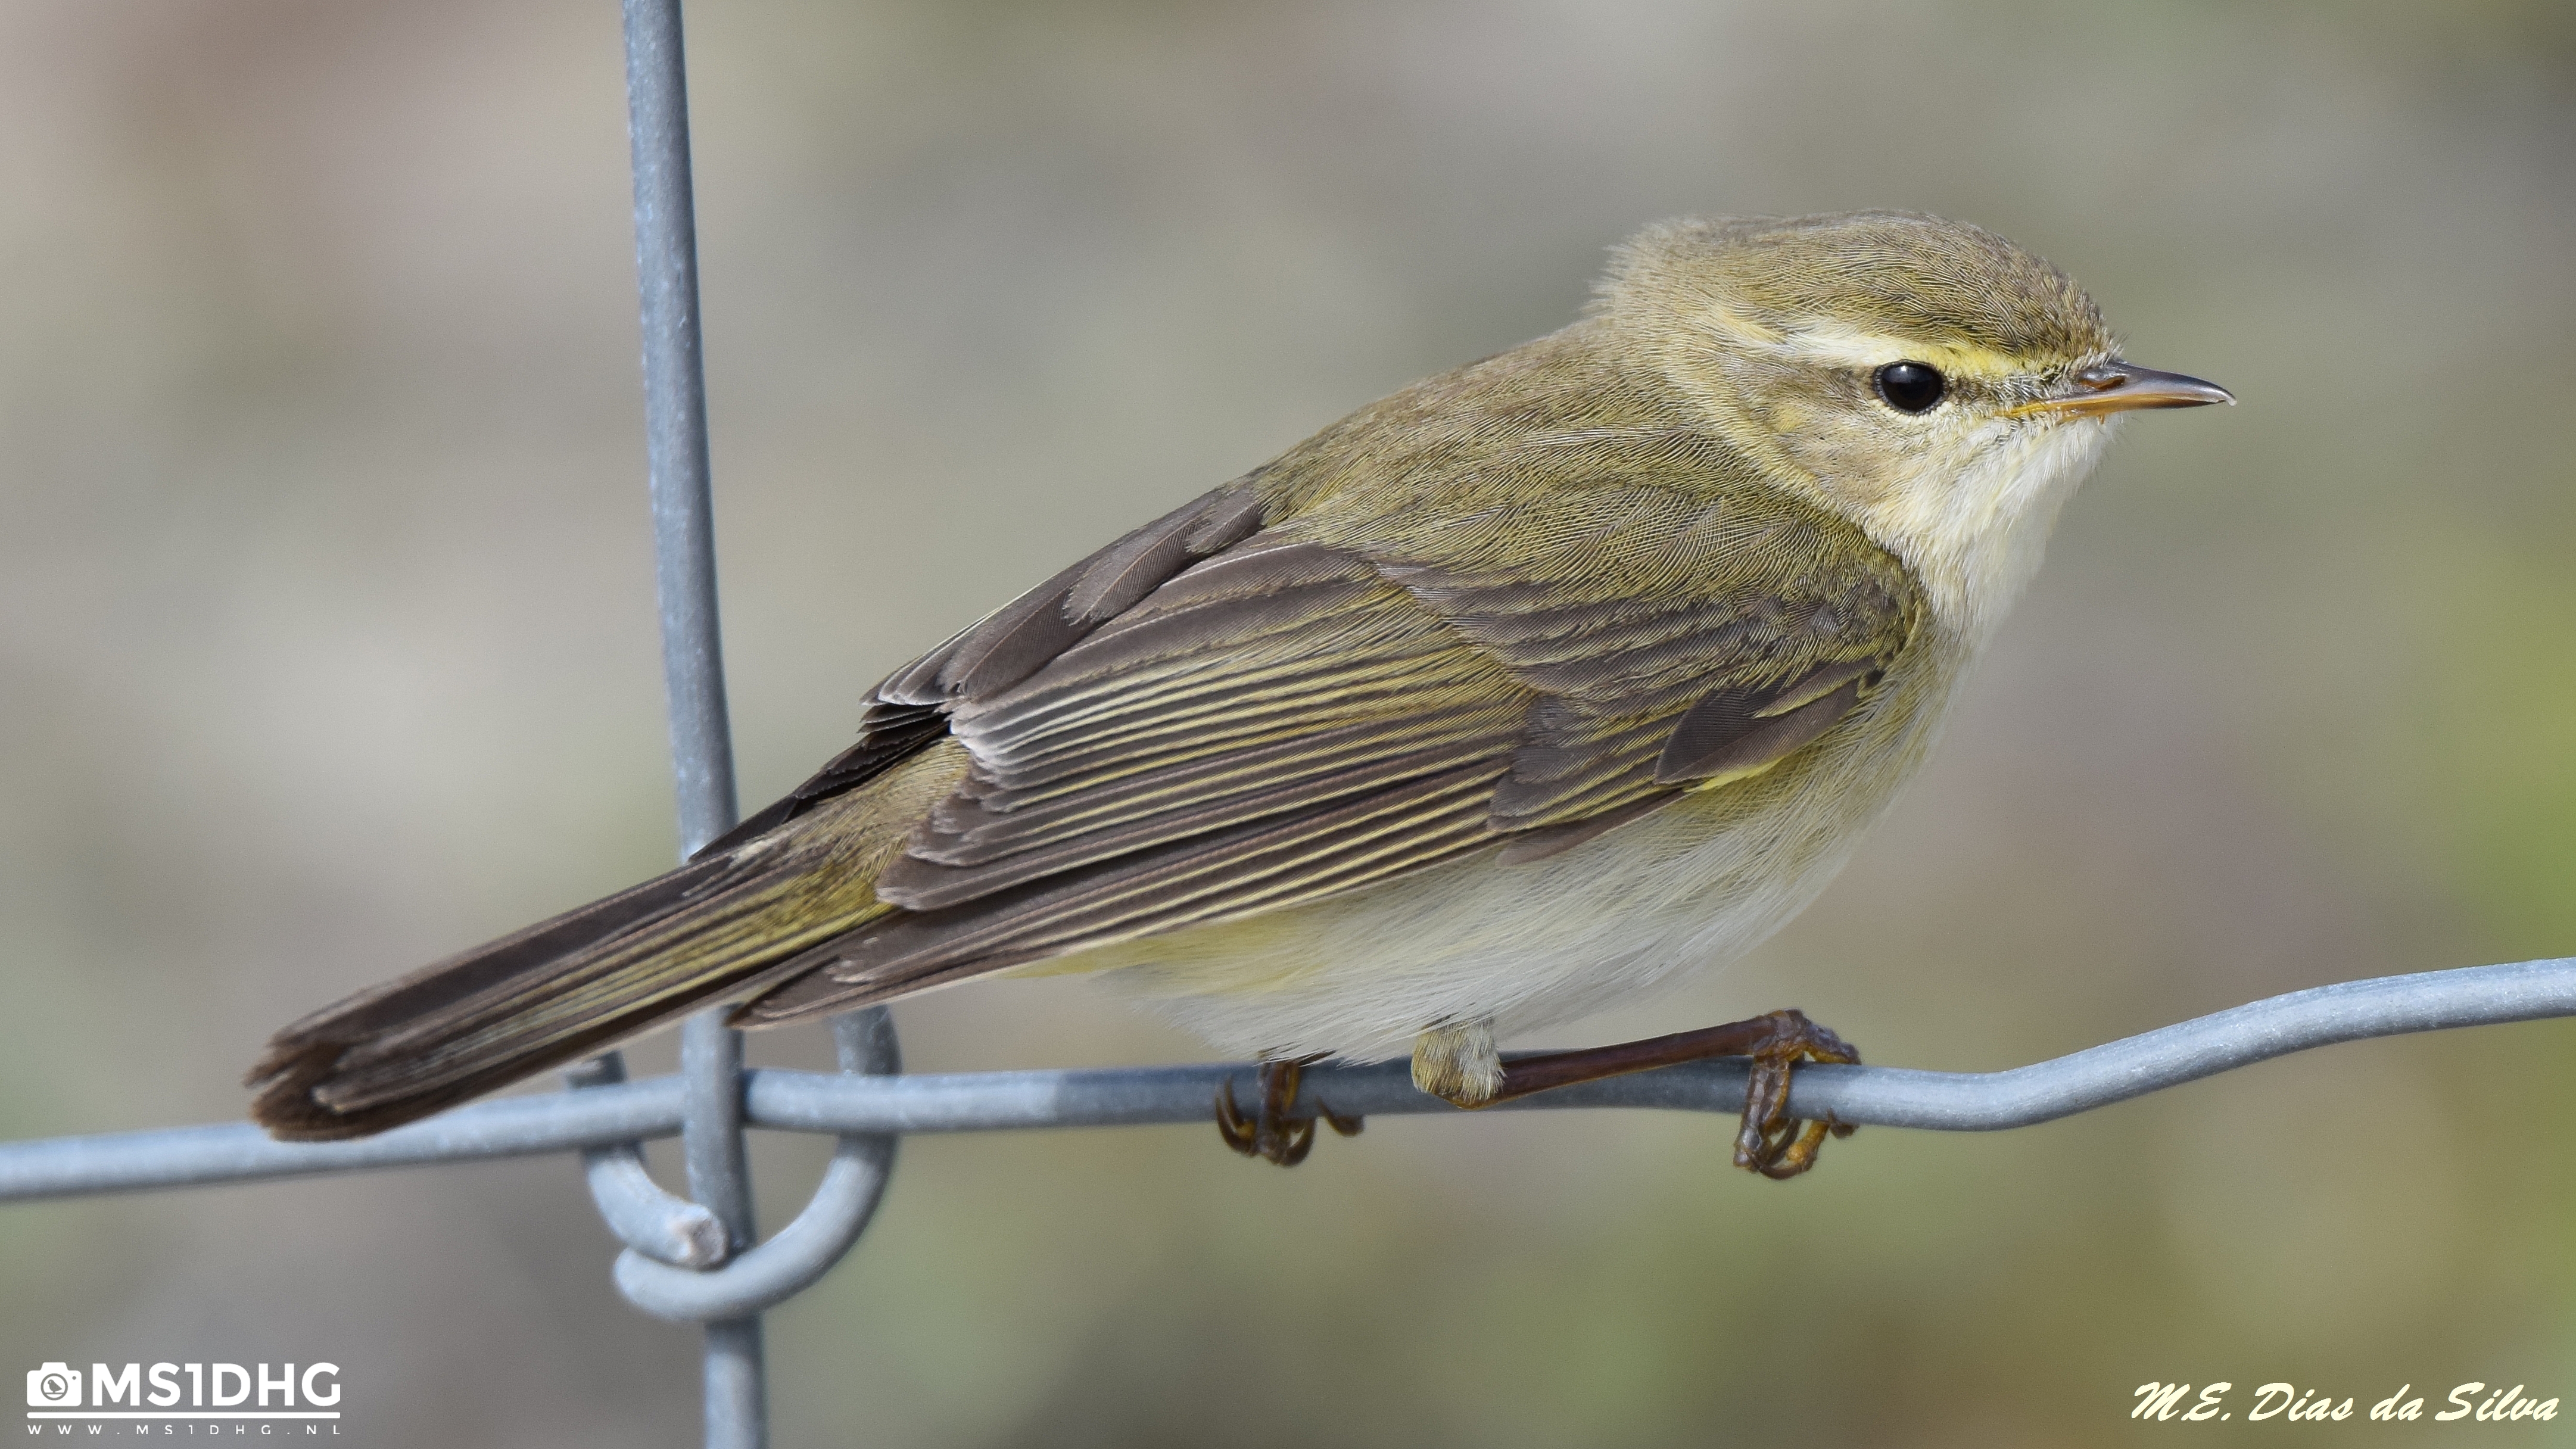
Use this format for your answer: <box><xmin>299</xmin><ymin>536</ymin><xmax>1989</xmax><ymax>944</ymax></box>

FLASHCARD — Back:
<box><xmin>1730</xmin><ymin>1009</ymin><xmax>1861</xmax><ymax>1180</ymax></box>
<box><xmin>1215</xmin><ymin>1054</ymin><xmax>1363</xmax><ymax>1167</ymax></box>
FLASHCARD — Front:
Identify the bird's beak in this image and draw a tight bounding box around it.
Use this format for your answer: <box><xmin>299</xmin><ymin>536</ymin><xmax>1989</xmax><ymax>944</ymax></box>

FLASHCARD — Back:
<box><xmin>2010</xmin><ymin>362</ymin><xmax>2235</xmax><ymax>419</ymax></box>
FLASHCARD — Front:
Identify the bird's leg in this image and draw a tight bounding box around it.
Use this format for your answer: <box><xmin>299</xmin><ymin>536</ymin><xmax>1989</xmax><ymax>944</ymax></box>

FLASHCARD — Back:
<box><xmin>1215</xmin><ymin>1053</ymin><xmax>1362</xmax><ymax>1167</ymax></box>
<box><xmin>1472</xmin><ymin>1009</ymin><xmax>1861</xmax><ymax>1180</ymax></box>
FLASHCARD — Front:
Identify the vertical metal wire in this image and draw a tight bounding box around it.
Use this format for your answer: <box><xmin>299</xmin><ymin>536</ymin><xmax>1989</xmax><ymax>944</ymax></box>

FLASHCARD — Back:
<box><xmin>619</xmin><ymin>1</ymin><xmax>762</xmax><ymax>1445</ymax></box>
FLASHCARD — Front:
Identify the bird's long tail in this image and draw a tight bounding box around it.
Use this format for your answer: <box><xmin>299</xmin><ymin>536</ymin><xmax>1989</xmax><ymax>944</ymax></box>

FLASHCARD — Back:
<box><xmin>246</xmin><ymin>746</ymin><xmax>965</xmax><ymax>1140</ymax></box>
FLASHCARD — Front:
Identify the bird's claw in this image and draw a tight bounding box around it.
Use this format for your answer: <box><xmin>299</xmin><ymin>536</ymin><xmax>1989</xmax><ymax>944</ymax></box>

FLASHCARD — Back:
<box><xmin>1215</xmin><ymin>1055</ymin><xmax>1362</xmax><ymax>1167</ymax></box>
<box><xmin>1730</xmin><ymin>1009</ymin><xmax>1859</xmax><ymax>1180</ymax></box>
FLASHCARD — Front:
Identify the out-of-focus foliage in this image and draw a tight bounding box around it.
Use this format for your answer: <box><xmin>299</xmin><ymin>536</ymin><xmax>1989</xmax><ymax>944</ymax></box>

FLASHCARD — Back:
<box><xmin>1</xmin><ymin>2</ymin><xmax>2569</xmax><ymax>1444</ymax></box>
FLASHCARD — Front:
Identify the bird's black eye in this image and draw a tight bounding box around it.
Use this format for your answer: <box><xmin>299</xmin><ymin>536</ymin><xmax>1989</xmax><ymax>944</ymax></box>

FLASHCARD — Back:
<box><xmin>1873</xmin><ymin>361</ymin><xmax>1945</xmax><ymax>414</ymax></box>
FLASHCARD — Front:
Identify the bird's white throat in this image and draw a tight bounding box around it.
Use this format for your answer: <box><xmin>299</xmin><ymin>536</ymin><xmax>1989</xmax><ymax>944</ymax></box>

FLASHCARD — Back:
<box><xmin>1852</xmin><ymin>416</ymin><xmax>2116</xmax><ymax>645</ymax></box>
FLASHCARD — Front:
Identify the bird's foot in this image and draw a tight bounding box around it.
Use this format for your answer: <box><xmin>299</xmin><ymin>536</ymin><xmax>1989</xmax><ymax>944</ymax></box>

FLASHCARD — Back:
<box><xmin>1216</xmin><ymin>1054</ymin><xmax>1363</xmax><ymax>1167</ymax></box>
<box><xmin>1479</xmin><ymin>1008</ymin><xmax>1859</xmax><ymax>1180</ymax></box>
<box><xmin>1729</xmin><ymin>1009</ymin><xmax>1860</xmax><ymax>1180</ymax></box>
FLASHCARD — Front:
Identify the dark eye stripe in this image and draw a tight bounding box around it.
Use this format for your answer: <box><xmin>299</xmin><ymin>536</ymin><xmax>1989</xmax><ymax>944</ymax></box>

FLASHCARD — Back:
<box><xmin>1874</xmin><ymin>361</ymin><xmax>1945</xmax><ymax>414</ymax></box>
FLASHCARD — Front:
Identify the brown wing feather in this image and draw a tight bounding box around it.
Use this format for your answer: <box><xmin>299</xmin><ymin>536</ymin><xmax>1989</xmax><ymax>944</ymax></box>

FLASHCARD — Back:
<box><xmin>731</xmin><ymin>468</ymin><xmax>1920</xmax><ymax>1026</ymax></box>
<box><xmin>742</xmin><ymin>765</ymin><xmax>1505</xmax><ymax>1020</ymax></box>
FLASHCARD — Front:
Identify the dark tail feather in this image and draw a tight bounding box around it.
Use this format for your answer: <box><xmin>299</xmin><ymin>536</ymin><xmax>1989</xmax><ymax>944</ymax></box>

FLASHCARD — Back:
<box><xmin>246</xmin><ymin>839</ymin><xmax>887</xmax><ymax>1140</ymax></box>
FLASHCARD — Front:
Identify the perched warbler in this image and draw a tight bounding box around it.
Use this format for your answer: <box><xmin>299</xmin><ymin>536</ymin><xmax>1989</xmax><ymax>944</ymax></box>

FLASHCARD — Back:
<box><xmin>250</xmin><ymin>210</ymin><xmax>2229</xmax><ymax>1175</ymax></box>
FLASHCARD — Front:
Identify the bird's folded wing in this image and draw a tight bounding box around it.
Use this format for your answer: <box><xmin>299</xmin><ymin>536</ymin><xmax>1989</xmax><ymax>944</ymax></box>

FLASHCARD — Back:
<box><xmin>733</xmin><ymin>468</ymin><xmax>1920</xmax><ymax>1022</ymax></box>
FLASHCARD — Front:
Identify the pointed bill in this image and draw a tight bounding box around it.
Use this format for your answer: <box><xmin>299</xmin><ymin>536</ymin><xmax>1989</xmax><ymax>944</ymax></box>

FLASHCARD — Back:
<box><xmin>2011</xmin><ymin>362</ymin><xmax>2235</xmax><ymax>418</ymax></box>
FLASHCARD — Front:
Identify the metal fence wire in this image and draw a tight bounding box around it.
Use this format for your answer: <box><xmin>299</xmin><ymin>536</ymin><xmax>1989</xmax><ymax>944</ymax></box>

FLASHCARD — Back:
<box><xmin>4</xmin><ymin>5</ymin><xmax>2573</xmax><ymax>1448</ymax></box>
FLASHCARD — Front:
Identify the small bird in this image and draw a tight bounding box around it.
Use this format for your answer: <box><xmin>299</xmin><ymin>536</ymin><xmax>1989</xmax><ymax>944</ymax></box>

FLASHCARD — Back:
<box><xmin>249</xmin><ymin>211</ymin><xmax>2229</xmax><ymax>1175</ymax></box>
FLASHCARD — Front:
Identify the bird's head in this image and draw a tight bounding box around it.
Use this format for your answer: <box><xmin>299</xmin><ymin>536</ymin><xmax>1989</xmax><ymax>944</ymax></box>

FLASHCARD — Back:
<box><xmin>1600</xmin><ymin>211</ymin><xmax>2230</xmax><ymax>639</ymax></box>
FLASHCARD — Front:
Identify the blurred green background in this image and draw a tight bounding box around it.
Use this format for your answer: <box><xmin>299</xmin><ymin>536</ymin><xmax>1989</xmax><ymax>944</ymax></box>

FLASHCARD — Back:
<box><xmin>4</xmin><ymin>1</ymin><xmax>2573</xmax><ymax>1444</ymax></box>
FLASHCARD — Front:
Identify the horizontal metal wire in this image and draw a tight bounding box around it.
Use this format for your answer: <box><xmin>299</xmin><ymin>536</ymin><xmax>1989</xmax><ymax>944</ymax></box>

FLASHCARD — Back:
<box><xmin>3</xmin><ymin>956</ymin><xmax>2568</xmax><ymax>1204</ymax></box>
<box><xmin>0</xmin><ymin>1076</ymin><xmax>686</xmax><ymax>1199</ymax></box>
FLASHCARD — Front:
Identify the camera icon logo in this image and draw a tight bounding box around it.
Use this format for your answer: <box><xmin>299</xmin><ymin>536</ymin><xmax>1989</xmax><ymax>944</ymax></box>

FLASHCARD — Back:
<box><xmin>26</xmin><ymin>1363</ymin><xmax>82</xmax><ymax>1408</ymax></box>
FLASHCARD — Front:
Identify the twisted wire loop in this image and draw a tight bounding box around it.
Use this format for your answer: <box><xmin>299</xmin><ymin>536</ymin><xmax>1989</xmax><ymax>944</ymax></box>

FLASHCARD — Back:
<box><xmin>600</xmin><ymin>1008</ymin><xmax>902</xmax><ymax>1323</ymax></box>
<box><xmin>568</xmin><ymin>1054</ymin><xmax>730</xmax><ymax>1268</ymax></box>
